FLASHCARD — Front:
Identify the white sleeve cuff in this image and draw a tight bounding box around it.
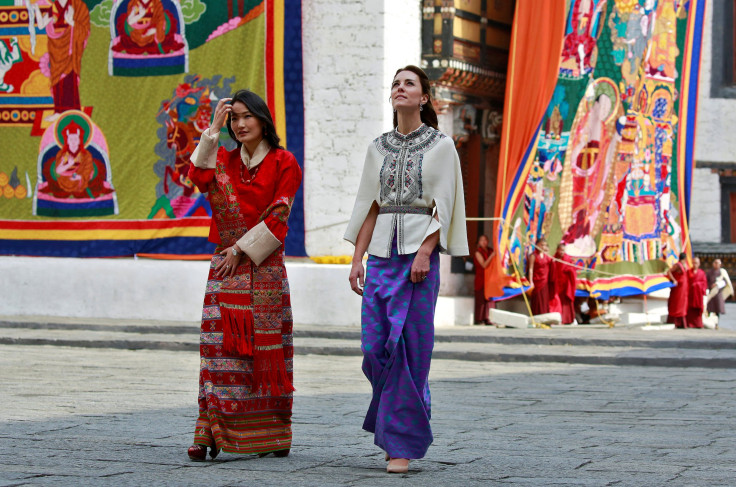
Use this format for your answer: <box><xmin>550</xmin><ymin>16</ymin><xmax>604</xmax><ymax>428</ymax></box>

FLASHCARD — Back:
<box><xmin>422</xmin><ymin>217</ymin><xmax>443</xmax><ymax>250</ymax></box>
<box><xmin>236</xmin><ymin>221</ymin><xmax>282</xmax><ymax>266</ymax></box>
<box><xmin>190</xmin><ymin>128</ymin><xmax>220</xmax><ymax>169</ymax></box>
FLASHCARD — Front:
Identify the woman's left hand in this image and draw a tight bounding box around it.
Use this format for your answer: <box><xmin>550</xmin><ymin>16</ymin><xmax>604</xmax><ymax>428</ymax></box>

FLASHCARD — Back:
<box><xmin>410</xmin><ymin>252</ymin><xmax>431</xmax><ymax>283</ymax></box>
<box><xmin>215</xmin><ymin>245</ymin><xmax>243</xmax><ymax>278</ymax></box>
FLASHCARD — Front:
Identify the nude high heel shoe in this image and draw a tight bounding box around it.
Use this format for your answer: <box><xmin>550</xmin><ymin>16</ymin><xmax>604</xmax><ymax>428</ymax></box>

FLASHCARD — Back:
<box><xmin>386</xmin><ymin>458</ymin><xmax>409</xmax><ymax>474</ymax></box>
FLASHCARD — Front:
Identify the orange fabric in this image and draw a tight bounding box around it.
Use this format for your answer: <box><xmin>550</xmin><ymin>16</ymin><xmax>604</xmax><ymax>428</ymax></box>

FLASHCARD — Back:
<box><xmin>485</xmin><ymin>0</ymin><xmax>566</xmax><ymax>298</ymax></box>
<box><xmin>47</xmin><ymin>0</ymin><xmax>90</xmax><ymax>85</ymax></box>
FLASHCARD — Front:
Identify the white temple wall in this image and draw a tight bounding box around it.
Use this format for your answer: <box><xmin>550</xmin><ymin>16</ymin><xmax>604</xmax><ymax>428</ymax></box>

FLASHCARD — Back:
<box><xmin>689</xmin><ymin>167</ymin><xmax>721</xmax><ymax>243</ymax></box>
<box><xmin>695</xmin><ymin>0</ymin><xmax>736</xmax><ymax>164</ymax></box>
<box><xmin>302</xmin><ymin>0</ymin><xmax>422</xmax><ymax>257</ymax></box>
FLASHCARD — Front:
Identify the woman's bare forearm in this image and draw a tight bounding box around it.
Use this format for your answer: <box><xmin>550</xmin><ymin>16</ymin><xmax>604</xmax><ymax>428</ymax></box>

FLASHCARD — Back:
<box><xmin>353</xmin><ymin>202</ymin><xmax>379</xmax><ymax>263</ymax></box>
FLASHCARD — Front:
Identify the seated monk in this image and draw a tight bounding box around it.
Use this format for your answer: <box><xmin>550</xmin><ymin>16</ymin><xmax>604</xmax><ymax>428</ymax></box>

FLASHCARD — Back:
<box><xmin>39</xmin><ymin>121</ymin><xmax>112</xmax><ymax>199</ymax></box>
<box><xmin>111</xmin><ymin>0</ymin><xmax>184</xmax><ymax>54</ymax></box>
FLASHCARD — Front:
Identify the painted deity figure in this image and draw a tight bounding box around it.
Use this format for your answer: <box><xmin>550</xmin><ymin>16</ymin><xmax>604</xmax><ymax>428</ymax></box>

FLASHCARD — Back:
<box><xmin>608</xmin><ymin>0</ymin><xmax>656</xmax><ymax>105</ymax></box>
<box><xmin>38</xmin><ymin>120</ymin><xmax>112</xmax><ymax>199</ymax></box>
<box><xmin>0</xmin><ymin>37</ymin><xmax>21</xmax><ymax>92</ymax></box>
<box><xmin>34</xmin><ymin>0</ymin><xmax>90</xmax><ymax>118</ymax></box>
<box><xmin>559</xmin><ymin>80</ymin><xmax>621</xmax><ymax>259</ymax></box>
<box><xmin>647</xmin><ymin>0</ymin><xmax>679</xmax><ymax>80</ymax></box>
<box><xmin>560</xmin><ymin>0</ymin><xmax>607</xmax><ymax>78</ymax></box>
<box><xmin>111</xmin><ymin>0</ymin><xmax>185</xmax><ymax>55</ymax></box>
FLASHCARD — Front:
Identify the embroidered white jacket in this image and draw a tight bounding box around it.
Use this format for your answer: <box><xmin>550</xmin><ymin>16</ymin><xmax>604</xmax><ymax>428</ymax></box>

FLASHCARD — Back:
<box><xmin>344</xmin><ymin>124</ymin><xmax>469</xmax><ymax>258</ymax></box>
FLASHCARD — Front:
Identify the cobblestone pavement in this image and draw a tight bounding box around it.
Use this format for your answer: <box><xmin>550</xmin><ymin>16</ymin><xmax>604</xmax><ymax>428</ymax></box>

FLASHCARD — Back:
<box><xmin>1</xmin><ymin>342</ymin><xmax>735</xmax><ymax>486</ymax></box>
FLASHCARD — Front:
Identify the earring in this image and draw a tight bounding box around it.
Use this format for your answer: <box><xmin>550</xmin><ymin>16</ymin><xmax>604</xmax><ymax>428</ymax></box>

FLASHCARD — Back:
<box><xmin>419</xmin><ymin>104</ymin><xmax>424</xmax><ymax>112</ymax></box>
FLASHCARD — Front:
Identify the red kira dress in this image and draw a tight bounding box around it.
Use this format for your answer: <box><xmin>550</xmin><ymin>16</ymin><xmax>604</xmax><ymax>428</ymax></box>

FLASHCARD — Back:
<box><xmin>188</xmin><ymin>144</ymin><xmax>302</xmax><ymax>455</ymax></box>
<box><xmin>687</xmin><ymin>268</ymin><xmax>707</xmax><ymax>329</ymax></box>
<box><xmin>554</xmin><ymin>254</ymin><xmax>578</xmax><ymax>324</ymax></box>
<box><xmin>530</xmin><ymin>250</ymin><xmax>552</xmax><ymax>316</ymax></box>
<box><xmin>667</xmin><ymin>261</ymin><xmax>689</xmax><ymax>329</ymax></box>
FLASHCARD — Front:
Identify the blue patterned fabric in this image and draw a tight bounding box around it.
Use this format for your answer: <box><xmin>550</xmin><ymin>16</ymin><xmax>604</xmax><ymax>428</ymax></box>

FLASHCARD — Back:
<box><xmin>361</xmin><ymin>236</ymin><xmax>440</xmax><ymax>459</ymax></box>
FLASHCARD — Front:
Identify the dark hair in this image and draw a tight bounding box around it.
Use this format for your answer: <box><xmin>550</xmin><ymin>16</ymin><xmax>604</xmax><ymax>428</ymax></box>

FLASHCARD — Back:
<box><xmin>679</xmin><ymin>252</ymin><xmax>687</xmax><ymax>261</ymax></box>
<box><xmin>391</xmin><ymin>65</ymin><xmax>439</xmax><ymax>130</ymax></box>
<box><xmin>226</xmin><ymin>89</ymin><xmax>283</xmax><ymax>149</ymax></box>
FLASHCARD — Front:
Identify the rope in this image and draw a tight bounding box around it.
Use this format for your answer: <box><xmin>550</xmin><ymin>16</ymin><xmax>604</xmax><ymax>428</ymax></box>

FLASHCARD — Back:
<box><xmin>509</xmin><ymin>257</ymin><xmax>548</xmax><ymax>329</ymax></box>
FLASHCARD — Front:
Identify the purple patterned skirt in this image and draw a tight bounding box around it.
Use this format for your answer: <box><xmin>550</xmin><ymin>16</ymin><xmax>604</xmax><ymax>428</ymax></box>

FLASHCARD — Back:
<box><xmin>361</xmin><ymin>237</ymin><xmax>440</xmax><ymax>459</ymax></box>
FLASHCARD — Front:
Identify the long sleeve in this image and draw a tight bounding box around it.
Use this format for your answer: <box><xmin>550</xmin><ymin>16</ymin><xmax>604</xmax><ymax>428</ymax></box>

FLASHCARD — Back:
<box><xmin>236</xmin><ymin>150</ymin><xmax>302</xmax><ymax>265</ymax></box>
<box><xmin>191</xmin><ymin>128</ymin><xmax>219</xmax><ymax>169</ymax></box>
<box><xmin>344</xmin><ymin>144</ymin><xmax>381</xmax><ymax>246</ymax></box>
<box><xmin>188</xmin><ymin>128</ymin><xmax>221</xmax><ymax>193</ymax></box>
<box><xmin>428</xmin><ymin>137</ymin><xmax>469</xmax><ymax>256</ymax></box>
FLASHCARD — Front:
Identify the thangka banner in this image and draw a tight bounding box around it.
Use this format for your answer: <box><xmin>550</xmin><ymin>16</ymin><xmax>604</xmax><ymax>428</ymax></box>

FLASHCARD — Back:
<box><xmin>494</xmin><ymin>0</ymin><xmax>705</xmax><ymax>299</ymax></box>
<box><xmin>0</xmin><ymin>0</ymin><xmax>305</xmax><ymax>258</ymax></box>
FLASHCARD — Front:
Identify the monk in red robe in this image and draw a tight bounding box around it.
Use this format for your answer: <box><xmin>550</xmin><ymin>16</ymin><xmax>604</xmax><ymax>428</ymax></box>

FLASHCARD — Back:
<box><xmin>529</xmin><ymin>238</ymin><xmax>552</xmax><ymax>316</ymax></box>
<box><xmin>687</xmin><ymin>257</ymin><xmax>707</xmax><ymax>329</ymax></box>
<box><xmin>554</xmin><ymin>244</ymin><xmax>578</xmax><ymax>324</ymax></box>
<box><xmin>39</xmin><ymin>120</ymin><xmax>111</xmax><ymax>199</ymax></box>
<box><xmin>111</xmin><ymin>0</ymin><xmax>184</xmax><ymax>54</ymax></box>
<box><xmin>36</xmin><ymin>0</ymin><xmax>90</xmax><ymax>116</ymax></box>
<box><xmin>666</xmin><ymin>253</ymin><xmax>689</xmax><ymax>329</ymax></box>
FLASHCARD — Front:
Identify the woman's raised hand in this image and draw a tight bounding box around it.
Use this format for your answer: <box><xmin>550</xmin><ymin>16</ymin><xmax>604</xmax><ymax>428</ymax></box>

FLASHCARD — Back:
<box><xmin>210</xmin><ymin>97</ymin><xmax>233</xmax><ymax>135</ymax></box>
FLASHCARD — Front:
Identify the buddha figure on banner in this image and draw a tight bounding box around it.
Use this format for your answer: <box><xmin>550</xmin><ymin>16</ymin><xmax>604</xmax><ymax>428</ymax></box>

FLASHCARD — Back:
<box><xmin>111</xmin><ymin>0</ymin><xmax>185</xmax><ymax>55</ymax></box>
<box><xmin>35</xmin><ymin>111</ymin><xmax>117</xmax><ymax>217</ymax></box>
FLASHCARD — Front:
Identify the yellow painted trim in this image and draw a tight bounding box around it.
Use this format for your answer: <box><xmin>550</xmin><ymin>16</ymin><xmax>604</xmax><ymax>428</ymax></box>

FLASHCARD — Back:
<box><xmin>273</xmin><ymin>0</ymin><xmax>287</xmax><ymax>148</ymax></box>
<box><xmin>1</xmin><ymin>228</ymin><xmax>209</xmax><ymax>241</ymax></box>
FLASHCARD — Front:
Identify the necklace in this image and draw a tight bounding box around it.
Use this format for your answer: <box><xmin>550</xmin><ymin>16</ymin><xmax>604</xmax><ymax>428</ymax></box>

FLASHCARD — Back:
<box><xmin>240</xmin><ymin>162</ymin><xmax>261</xmax><ymax>185</ymax></box>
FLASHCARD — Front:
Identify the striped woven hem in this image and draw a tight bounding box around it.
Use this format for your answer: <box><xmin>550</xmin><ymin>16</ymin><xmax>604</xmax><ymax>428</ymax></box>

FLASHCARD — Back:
<box><xmin>195</xmin><ymin>410</ymin><xmax>292</xmax><ymax>455</ymax></box>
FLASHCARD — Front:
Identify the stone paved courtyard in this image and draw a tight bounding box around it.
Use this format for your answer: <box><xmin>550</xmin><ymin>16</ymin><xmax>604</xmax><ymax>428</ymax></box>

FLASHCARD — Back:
<box><xmin>1</xmin><ymin>342</ymin><xmax>735</xmax><ymax>486</ymax></box>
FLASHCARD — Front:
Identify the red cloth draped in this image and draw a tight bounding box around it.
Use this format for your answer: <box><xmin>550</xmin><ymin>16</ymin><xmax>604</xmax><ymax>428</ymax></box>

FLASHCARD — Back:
<box><xmin>667</xmin><ymin>262</ymin><xmax>689</xmax><ymax>327</ymax></box>
<box><xmin>687</xmin><ymin>268</ymin><xmax>707</xmax><ymax>328</ymax></box>
<box><xmin>485</xmin><ymin>1</ymin><xmax>566</xmax><ymax>298</ymax></box>
<box><xmin>530</xmin><ymin>251</ymin><xmax>552</xmax><ymax>315</ymax></box>
<box><xmin>474</xmin><ymin>246</ymin><xmax>491</xmax><ymax>291</ymax></box>
<box><xmin>554</xmin><ymin>254</ymin><xmax>577</xmax><ymax>324</ymax></box>
<box><xmin>474</xmin><ymin>246</ymin><xmax>492</xmax><ymax>324</ymax></box>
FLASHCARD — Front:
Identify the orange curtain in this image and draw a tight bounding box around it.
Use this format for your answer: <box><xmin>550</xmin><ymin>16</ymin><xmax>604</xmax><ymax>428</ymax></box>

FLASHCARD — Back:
<box><xmin>485</xmin><ymin>0</ymin><xmax>566</xmax><ymax>298</ymax></box>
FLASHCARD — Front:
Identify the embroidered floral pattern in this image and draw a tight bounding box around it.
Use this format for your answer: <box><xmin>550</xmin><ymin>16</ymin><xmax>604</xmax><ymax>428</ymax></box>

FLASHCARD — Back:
<box><xmin>375</xmin><ymin>124</ymin><xmax>443</xmax><ymax>206</ymax></box>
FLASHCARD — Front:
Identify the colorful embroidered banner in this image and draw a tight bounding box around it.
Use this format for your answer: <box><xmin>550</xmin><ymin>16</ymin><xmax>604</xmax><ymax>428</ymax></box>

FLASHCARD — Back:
<box><xmin>490</xmin><ymin>0</ymin><xmax>706</xmax><ymax>300</ymax></box>
<box><xmin>0</xmin><ymin>0</ymin><xmax>305</xmax><ymax>258</ymax></box>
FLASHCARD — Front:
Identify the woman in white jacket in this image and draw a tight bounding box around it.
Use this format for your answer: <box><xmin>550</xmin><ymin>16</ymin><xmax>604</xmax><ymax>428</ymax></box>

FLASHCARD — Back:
<box><xmin>345</xmin><ymin>65</ymin><xmax>469</xmax><ymax>474</ymax></box>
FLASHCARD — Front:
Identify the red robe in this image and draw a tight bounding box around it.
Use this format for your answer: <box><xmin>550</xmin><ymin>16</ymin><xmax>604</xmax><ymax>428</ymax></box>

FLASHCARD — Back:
<box><xmin>474</xmin><ymin>247</ymin><xmax>493</xmax><ymax>324</ymax></box>
<box><xmin>687</xmin><ymin>268</ymin><xmax>707</xmax><ymax>329</ymax></box>
<box><xmin>667</xmin><ymin>262</ymin><xmax>689</xmax><ymax>328</ymax></box>
<box><xmin>530</xmin><ymin>250</ymin><xmax>552</xmax><ymax>315</ymax></box>
<box><xmin>46</xmin><ymin>0</ymin><xmax>90</xmax><ymax>112</ymax></box>
<box><xmin>554</xmin><ymin>254</ymin><xmax>577</xmax><ymax>324</ymax></box>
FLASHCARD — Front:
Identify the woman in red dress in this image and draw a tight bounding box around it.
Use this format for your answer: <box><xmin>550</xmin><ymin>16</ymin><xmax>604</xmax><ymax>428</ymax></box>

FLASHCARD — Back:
<box><xmin>186</xmin><ymin>90</ymin><xmax>302</xmax><ymax>461</ymax></box>
<box><xmin>473</xmin><ymin>235</ymin><xmax>494</xmax><ymax>324</ymax></box>
<box><xmin>528</xmin><ymin>238</ymin><xmax>552</xmax><ymax>316</ymax></box>
<box><xmin>666</xmin><ymin>252</ymin><xmax>689</xmax><ymax>329</ymax></box>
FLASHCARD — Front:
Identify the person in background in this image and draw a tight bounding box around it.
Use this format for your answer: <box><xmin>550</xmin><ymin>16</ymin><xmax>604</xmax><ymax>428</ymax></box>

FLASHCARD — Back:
<box><xmin>666</xmin><ymin>252</ymin><xmax>689</xmax><ymax>329</ymax></box>
<box><xmin>528</xmin><ymin>238</ymin><xmax>552</xmax><ymax>316</ymax></box>
<box><xmin>345</xmin><ymin>65</ymin><xmax>468</xmax><ymax>474</ymax></box>
<box><xmin>706</xmin><ymin>258</ymin><xmax>733</xmax><ymax>322</ymax></box>
<box><xmin>474</xmin><ymin>235</ymin><xmax>494</xmax><ymax>325</ymax></box>
<box><xmin>687</xmin><ymin>257</ymin><xmax>707</xmax><ymax>329</ymax></box>
<box><xmin>553</xmin><ymin>243</ymin><xmax>578</xmax><ymax>325</ymax></box>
